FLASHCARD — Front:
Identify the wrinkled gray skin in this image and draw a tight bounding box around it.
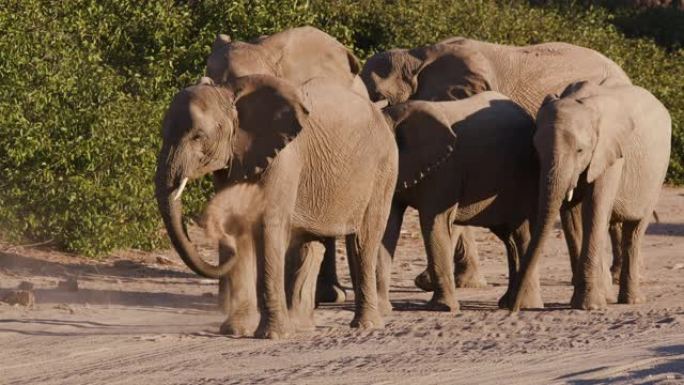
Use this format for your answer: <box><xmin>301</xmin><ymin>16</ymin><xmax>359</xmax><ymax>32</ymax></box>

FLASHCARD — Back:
<box><xmin>512</xmin><ymin>81</ymin><xmax>671</xmax><ymax>311</ymax></box>
<box><xmin>378</xmin><ymin>92</ymin><xmax>543</xmax><ymax>313</ymax></box>
<box><xmin>206</xmin><ymin>26</ymin><xmax>366</xmax><ymax>309</ymax></box>
<box><xmin>361</xmin><ymin>37</ymin><xmax>631</xmax><ymax>293</ymax></box>
<box><xmin>155</xmin><ymin>75</ymin><xmax>397</xmax><ymax>338</ymax></box>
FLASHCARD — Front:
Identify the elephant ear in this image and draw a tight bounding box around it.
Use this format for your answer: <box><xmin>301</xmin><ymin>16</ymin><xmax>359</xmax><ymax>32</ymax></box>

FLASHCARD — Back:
<box><xmin>410</xmin><ymin>44</ymin><xmax>493</xmax><ymax>100</ymax></box>
<box><xmin>585</xmin><ymin>96</ymin><xmax>634</xmax><ymax>183</ymax></box>
<box><xmin>385</xmin><ymin>103</ymin><xmax>457</xmax><ymax>190</ymax></box>
<box><xmin>230</xmin><ymin>75</ymin><xmax>309</xmax><ymax>178</ymax></box>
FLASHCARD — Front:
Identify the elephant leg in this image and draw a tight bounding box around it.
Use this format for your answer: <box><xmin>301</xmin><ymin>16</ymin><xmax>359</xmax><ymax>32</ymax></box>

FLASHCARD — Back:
<box><xmin>509</xmin><ymin>221</ymin><xmax>543</xmax><ymax>309</ymax></box>
<box><xmin>347</xmin><ymin>232</ymin><xmax>384</xmax><ymax>329</ymax></box>
<box><xmin>617</xmin><ymin>219</ymin><xmax>648</xmax><ymax>304</ymax></box>
<box><xmin>217</xmin><ymin>243</ymin><xmax>231</xmax><ymax>314</ymax></box>
<box><xmin>493</xmin><ymin>224</ymin><xmax>541</xmax><ymax>309</ymax></box>
<box><xmin>572</xmin><ymin>169</ymin><xmax>621</xmax><ymax>310</ymax></box>
<box><xmin>219</xmin><ymin>242</ymin><xmax>259</xmax><ymax>337</ymax></box>
<box><xmin>348</xmin><ymin>185</ymin><xmax>393</xmax><ymax>330</ymax></box>
<box><xmin>377</xmin><ymin>203</ymin><xmax>406</xmax><ymax>316</ymax></box>
<box><xmin>213</xmin><ymin>170</ymin><xmax>232</xmax><ymax>314</ymax></box>
<box><xmin>315</xmin><ymin>237</ymin><xmax>346</xmax><ymax>304</ymax></box>
<box><xmin>414</xmin><ymin>226</ymin><xmax>486</xmax><ymax>291</ymax></box>
<box><xmin>453</xmin><ymin>226</ymin><xmax>487</xmax><ymax>288</ymax></box>
<box><xmin>287</xmin><ymin>241</ymin><xmax>325</xmax><ymax>331</ymax></box>
<box><xmin>420</xmin><ymin>210</ymin><xmax>459</xmax><ymax>312</ymax></box>
<box><xmin>255</xmin><ymin>216</ymin><xmax>293</xmax><ymax>339</ymax></box>
<box><xmin>560</xmin><ymin>202</ymin><xmax>583</xmax><ymax>287</ymax></box>
<box><xmin>609</xmin><ymin>222</ymin><xmax>624</xmax><ymax>285</ymax></box>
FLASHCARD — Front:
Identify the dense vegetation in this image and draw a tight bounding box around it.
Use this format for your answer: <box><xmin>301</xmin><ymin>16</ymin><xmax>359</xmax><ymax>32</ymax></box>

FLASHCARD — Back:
<box><xmin>1</xmin><ymin>0</ymin><xmax>682</xmax><ymax>256</ymax></box>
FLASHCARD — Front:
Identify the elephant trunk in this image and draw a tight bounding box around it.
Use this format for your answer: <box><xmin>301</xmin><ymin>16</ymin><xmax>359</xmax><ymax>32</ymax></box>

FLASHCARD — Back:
<box><xmin>155</xmin><ymin>152</ymin><xmax>232</xmax><ymax>279</ymax></box>
<box><xmin>512</xmin><ymin>160</ymin><xmax>571</xmax><ymax>311</ymax></box>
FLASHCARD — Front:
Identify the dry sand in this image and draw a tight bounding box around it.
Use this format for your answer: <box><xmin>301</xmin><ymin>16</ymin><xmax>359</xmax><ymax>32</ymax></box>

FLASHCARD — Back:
<box><xmin>1</xmin><ymin>187</ymin><xmax>683</xmax><ymax>385</ymax></box>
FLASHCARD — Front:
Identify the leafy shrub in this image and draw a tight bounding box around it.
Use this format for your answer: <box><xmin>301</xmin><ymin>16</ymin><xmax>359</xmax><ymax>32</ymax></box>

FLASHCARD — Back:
<box><xmin>0</xmin><ymin>0</ymin><xmax>681</xmax><ymax>256</ymax></box>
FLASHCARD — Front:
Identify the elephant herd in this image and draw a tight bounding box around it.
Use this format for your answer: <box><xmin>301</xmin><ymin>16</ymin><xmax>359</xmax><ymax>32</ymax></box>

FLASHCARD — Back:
<box><xmin>154</xmin><ymin>26</ymin><xmax>671</xmax><ymax>339</ymax></box>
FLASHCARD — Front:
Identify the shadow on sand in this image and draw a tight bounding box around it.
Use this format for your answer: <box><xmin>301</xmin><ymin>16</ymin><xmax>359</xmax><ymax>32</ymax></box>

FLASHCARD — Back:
<box><xmin>560</xmin><ymin>344</ymin><xmax>684</xmax><ymax>384</ymax></box>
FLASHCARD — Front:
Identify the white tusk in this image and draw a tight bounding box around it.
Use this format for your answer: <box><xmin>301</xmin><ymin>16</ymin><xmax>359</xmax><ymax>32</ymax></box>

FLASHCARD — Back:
<box><xmin>566</xmin><ymin>188</ymin><xmax>574</xmax><ymax>202</ymax></box>
<box><xmin>173</xmin><ymin>177</ymin><xmax>189</xmax><ymax>201</ymax></box>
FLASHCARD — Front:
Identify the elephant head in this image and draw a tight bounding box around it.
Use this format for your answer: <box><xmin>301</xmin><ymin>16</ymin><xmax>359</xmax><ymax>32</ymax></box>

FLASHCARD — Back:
<box><xmin>513</xmin><ymin>81</ymin><xmax>635</xmax><ymax>309</ymax></box>
<box><xmin>155</xmin><ymin>75</ymin><xmax>309</xmax><ymax>278</ymax></box>
<box><xmin>206</xmin><ymin>34</ymin><xmax>273</xmax><ymax>82</ymax></box>
<box><xmin>384</xmin><ymin>102</ymin><xmax>458</xmax><ymax>190</ymax></box>
<box><xmin>360</xmin><ymin>41</ymin><xmax>493</xmax><ymax>105</ymax></box>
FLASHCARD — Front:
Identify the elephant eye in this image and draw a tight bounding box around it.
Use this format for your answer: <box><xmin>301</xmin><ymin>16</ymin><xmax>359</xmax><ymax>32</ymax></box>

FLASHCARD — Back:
<box><xmin>577</xmin><ymin>148</ymin><xmax>583</xmax><ymax>153</ymax></box>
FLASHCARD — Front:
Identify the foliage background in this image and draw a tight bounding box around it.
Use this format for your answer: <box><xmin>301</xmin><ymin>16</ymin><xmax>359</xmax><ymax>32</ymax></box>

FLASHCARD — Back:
<box><xmin>0</xmin><ymin>0</ymin><xmax>681</xmax><ymax>256</ymax></box>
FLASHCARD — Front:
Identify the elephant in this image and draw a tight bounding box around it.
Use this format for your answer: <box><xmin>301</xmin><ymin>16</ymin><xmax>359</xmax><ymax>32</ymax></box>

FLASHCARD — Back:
<box><xmin>206</xmin><ymin>26</ymin><xmax>366</xmax><ymax>307</ymax></box>
<box><xmin>377</xmin><ymin>91</ymin><xmax>543</xmax><ymax>313</ymax></box>
<box><xmin>512</xmin><ymin>81</ymin><xmax>671</xmax><ymax>311</ymax></box>
<box><xmin>200</xmin><ymin>183</ymin><xmax>325</xmax><ymax>334</ymax></box>
<box><xmin>207</xmin><ymin>26</ymin><xmax>368</xmax><ymax>98</ymax></box>
<box><xmin>155</xmin><ymin>74</ymin><xmax>398</xmax><ymax>338</ymax></box>
<box><xmin>360</xmin><ymin>36</ymin><xmax>632</xmax><ymax>293</ymax></box>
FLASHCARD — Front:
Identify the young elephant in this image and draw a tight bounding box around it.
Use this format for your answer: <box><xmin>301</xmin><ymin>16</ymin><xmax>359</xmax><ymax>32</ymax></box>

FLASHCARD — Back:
<box><xmin>201</xmin><ymin>184</ymin><xmax>325</xmax><ymax>335</ymax></box>
<box><xmin>378</xmin><ymin>92</ymin><xmax>542</xmax><ymax>312</ymax></box>
<box><xmin>361</xmin><ymin>36</ymin><xmax>632</xmax><ymax>294</ymax></box>
<box><xmin>206</xmin><ymin>26</ymin><xmax>365</xmax><ymax>306</ymax></box>
<box><xmin>155</xmin><ymin>75</ymin><xmax>397</xmax><ymax>338</ymax></box>
<box><xmin>513</xmin><ymin>81</ymin><xmax>671</xmax><ymax>311</ymax></box>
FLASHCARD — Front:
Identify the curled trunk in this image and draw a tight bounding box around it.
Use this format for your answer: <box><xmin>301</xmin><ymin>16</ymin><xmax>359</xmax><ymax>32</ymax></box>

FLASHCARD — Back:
<box><xmin>155</xmin><ymin>161</ymin><xmax>232</xmax><ymax>279</ymax></box>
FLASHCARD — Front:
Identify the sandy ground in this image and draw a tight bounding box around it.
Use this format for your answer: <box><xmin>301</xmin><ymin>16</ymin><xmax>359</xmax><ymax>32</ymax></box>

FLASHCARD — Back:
<box><xmin>1</xmin><ymin>188</ymin><xmax>683</xmax><ymax>385</ymax></box>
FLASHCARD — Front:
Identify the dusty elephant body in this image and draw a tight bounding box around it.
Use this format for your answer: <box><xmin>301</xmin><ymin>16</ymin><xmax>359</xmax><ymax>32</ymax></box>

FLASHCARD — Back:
<box><xmin>513</xmin><ymin>81</ymin><xmax>671</xmax><ymax>311</ymax></box>
<box><xmin>378</xmin><ymin>92</ymin><xmax>542</xmax><ymax>313</ymax></box>
<box><xmin>200</xmin><ymin>184</ymin><xmax>325</xmax><ymax>334</ymax></box>
<box><xmin>155</xmin><ymin>75</ymin><xmax>397</xmax><ymax>338</ymax></box>
<box><xmin>361</xmin><ymin>37</ymin><xmax>631</xmax><ymax>293</ymax></box>
<box><xmin>205</xmin><ymin>26</ymin><xmax>366</xmax><ymax>309</ymax></box>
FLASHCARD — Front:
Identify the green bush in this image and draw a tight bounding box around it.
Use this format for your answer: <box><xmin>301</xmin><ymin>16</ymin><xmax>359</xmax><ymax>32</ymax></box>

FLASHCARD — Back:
<box><xmin>0</xmin><ymin>0</ymin><xmax>681</xmax><ymax>256</ymax></box>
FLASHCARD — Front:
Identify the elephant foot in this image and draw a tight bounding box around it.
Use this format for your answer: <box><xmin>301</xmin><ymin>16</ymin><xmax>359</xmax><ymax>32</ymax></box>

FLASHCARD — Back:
<box><xmin>414</xmin><ymin>269</ymin><xmax>434</xmax><ymax>292</ymax></box>
<box><xmin>255</xmin><ymin>320</ymin><xmax>294</xmax><ymax>340</ymax></box>
<box><xmin>378</xmin><ymin>298</ymin><xmax>393</xmax><ymax>316</ymax></box>
<box><xmin>571</xmin><ymin>286</ymin><xmax>607</xmax><ymax>310</ymax></box>
<box><xmin>617</xmin><ymin>290</ymin><xmax>646</xmax><ymax>305</ymax></box>
<box><xmin>426</xmin><ymin>294</ymin><xmax>460</xmax><ymax>312</ymax></box>
<box><xmin>219</xmin><ymin>313</ymin><xmax>259</xmax><ymax>337</ymax></box>
<box><xmin>316</xmin><ymin>281</ymin><xmax>346</xmax><ymax>304</ymax></box>
<box><xmin>499</xmin><ymin>289</ymin><xmax>544</xmax><ymax>310</ymax></box>
<box><xmin>350</xmin><ymin>310</ymin><xmax>384</xmax><ymax>330</ymax></box>
<box><xmin>416</xmin><ymin>268</ymin><xmax>487</xmax><ymax>291</ymax></box>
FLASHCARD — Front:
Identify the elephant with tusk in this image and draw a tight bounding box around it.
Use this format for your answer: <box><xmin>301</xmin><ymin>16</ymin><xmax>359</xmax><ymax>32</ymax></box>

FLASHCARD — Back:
<box><xmin>512</xmin><ymin>81</ymin><xmax>671</xmax><ymax>311</ymax></box>
<box><xmin>205</xmin><ymin>26</ymin><xmax>369</xmax><ymax>311</ymax></box>
<box><xmin>361</xmin><ymin>37</ymin><xmax>632</xmax><ymax>295</ymax></box>
<box><xmin>155</xmin><ymin>75</ymin><xmax>397</xmax><ymax>338</ymax></box>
